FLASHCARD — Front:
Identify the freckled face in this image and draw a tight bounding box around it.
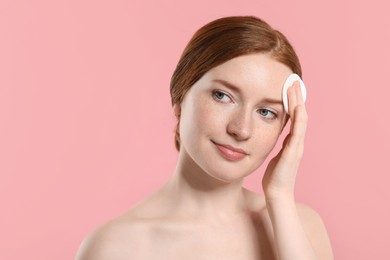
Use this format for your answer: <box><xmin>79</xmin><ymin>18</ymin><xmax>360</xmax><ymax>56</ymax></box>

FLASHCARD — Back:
<box><xmin>177</xmin><ymin>53</ymin><xmax>293</xmax><ymax>183</ymax></box>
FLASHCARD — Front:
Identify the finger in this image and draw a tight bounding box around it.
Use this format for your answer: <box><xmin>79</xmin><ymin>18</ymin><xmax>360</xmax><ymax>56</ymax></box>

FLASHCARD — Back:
<box><xmin>287</xmin><ymin>81</ymin><xmax>298</xmax><ymax>117</ymax></box>
<box><xmin>291</xmin><ymin>81</ymin><xmax>307</xmax><ymax>141</ymax></box>
<box><xmin>295</xmin><ymin>80</ymin><xmax>305</xmax><ymax>106</ymax></box>
<box><xmin>288</xmin><ymin>104</ymin><xmax>308</xmax><ymax>153</ymax></box>
<box><xmin>282</xmin><ymin>81</ymin><xmax>308</xmax><ymax>158</ymax></box>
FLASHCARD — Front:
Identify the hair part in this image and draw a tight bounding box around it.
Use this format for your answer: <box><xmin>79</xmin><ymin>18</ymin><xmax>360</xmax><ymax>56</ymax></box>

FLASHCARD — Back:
<box><xmin>170</xmin><ymin>16</ymin><xmax>302</xmax><ymax>151</ymax></box>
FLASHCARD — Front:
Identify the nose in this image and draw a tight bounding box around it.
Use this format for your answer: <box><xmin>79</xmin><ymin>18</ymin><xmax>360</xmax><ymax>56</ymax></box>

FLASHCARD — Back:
<box><xmin>226</xmin><ymin>107</ymin><xmax>253</xmax><ymax>141</ymax></box>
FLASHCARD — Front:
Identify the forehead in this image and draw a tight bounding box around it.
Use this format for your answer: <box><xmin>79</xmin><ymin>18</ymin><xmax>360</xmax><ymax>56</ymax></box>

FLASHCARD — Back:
<box><xmin>200</xmin><ymin>53</ymin><xmax>292</xmax><ymax>99</ymax></box>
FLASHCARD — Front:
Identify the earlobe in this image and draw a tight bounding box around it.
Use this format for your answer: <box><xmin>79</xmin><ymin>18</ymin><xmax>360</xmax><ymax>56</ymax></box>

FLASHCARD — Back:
<box><xmin>173</xmin><ymin>103</ymin><xmax>181</xmax><ymax>118</ymax></box>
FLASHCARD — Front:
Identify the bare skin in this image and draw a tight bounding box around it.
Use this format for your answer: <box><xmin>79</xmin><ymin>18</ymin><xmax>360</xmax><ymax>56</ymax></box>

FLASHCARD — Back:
<box><xmin>75</xmin><ymin>53</ymin><xmax>333</xmax><ymax>260</ymax></box>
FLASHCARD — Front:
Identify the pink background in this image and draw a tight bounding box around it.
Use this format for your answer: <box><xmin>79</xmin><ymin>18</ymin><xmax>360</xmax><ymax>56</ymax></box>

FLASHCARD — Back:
<box><xmin>1</xmin><ymin>0</ymin><xmax>389</xmax><ymax>259</ymax></box>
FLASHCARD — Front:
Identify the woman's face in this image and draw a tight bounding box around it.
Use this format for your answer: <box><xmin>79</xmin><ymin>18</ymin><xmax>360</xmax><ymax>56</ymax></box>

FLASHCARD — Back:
<box><xmin>175</xmin><ymin>53</ymin><xmax>292</xmax><ymax>183</ymax></box>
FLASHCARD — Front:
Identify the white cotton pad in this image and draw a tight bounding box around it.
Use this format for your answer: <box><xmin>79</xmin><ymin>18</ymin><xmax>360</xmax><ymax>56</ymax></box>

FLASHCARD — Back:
<box><xmin>282</xmin><ymin>73</ymin><xmax>307</xmax><ymax>114</ymax></box>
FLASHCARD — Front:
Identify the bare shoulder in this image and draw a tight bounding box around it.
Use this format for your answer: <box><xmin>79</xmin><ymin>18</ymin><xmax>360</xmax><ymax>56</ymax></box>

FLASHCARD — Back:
<box><xmin>75</xmin><ymin>214</ymin><xmax>148</xmax><ymax>260</ymax></box>
<box><xmin>296</xmin><ymin>203</ymin><xmax>334</xmax><ymax>260</ymax></box>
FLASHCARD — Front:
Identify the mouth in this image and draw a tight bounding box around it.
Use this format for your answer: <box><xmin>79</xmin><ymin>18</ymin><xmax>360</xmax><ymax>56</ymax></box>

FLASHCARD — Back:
<box><xmin>211</xmin><ymin>140</ymin><xmax>248</xmax><ymax>161</ymax></box>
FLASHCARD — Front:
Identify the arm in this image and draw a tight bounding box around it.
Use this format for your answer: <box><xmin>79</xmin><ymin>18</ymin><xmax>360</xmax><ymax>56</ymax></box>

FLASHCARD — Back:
<box><xmin>262</xmin><ymin>82</ymin><xmax>333</xmax><ymax>259</ymax></box>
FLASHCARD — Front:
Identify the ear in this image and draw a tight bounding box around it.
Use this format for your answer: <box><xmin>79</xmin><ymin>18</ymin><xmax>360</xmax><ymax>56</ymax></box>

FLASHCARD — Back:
<box><xmin>173</xmin><ymin>103</ymin><xmax>181</xmax><ymax>118</ymax></box>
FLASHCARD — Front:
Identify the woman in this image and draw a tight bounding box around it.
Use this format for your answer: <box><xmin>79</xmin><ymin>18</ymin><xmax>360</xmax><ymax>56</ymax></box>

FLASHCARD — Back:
<box><xmin>76</xmin><ymin>16</ymin><xmax>333</xmax><ymax>259</ymax></box>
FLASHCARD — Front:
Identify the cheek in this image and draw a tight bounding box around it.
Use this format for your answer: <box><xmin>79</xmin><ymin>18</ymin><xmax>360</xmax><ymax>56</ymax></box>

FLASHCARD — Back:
<box><xmin>179</xmin><ymin>98</ymin><xmax>216</xmax><ymax>143</ymax></box>
<box><xmin>252</xmin><ymin>125</ymin><xmax>282</xmax><ymax>156</ymax></box>
<box><xmin>190</xmin><ymin>98</ymin><xmax>225</xmax><ymax>134</ymax></box>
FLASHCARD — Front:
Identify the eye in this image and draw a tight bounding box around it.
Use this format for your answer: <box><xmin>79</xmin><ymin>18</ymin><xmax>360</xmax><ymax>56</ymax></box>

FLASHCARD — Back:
<box><xmin>212</xmin><ymin>90</ymin><xmax>232</xmax><ymax>103</ymax></box>
<box><xmin>258</xmin><ymin>109</ymin><xmax>277</xmax><ymax>120</ymax></box>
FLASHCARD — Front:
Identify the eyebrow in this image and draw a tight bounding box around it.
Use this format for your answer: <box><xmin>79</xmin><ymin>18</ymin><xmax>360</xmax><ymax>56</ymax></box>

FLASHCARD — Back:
<box><xmin>212</xmin><ymin>79</ymin><xmax>283</xmax><ymax>105</ymax></box>
<box><xmin>212</xmin><ymin>79</ymin><xmax>242</xmax><ymax>94</ymax></box>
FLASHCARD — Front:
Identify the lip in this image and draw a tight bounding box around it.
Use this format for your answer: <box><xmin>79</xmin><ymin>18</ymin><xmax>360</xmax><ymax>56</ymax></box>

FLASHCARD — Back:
<box><xmin>212</xmin><ymin>141</ymin><xmax>248</xmax><ymax>161</ymax></box>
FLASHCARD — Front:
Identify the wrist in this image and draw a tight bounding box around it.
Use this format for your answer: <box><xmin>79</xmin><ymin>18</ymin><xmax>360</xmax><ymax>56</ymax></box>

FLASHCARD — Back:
<box><xmin>265</xmin><ymin>192</ymin><xmax>298</xmax><ymax>219</ymax></box>
<box><xmin>264</xmin><ymin>189</ymin><xmax>295</xmax><ymax>204</ymax></box>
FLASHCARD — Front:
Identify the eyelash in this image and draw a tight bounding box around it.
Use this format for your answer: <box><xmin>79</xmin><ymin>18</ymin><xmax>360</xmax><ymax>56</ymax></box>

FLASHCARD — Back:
<box><xmin>258</xmin><ymin>109</ymin><xmax>277</xmax><ymax>120</ymax></box>
<box><xmin>211</xmin><ymin>90</ymin><xmax>278</xmax><ymax>120</ymax></box>
<box><xmin>212</xmin><ymin>90</ymin><xmax>232</xmax><ymax>103</ymax></box>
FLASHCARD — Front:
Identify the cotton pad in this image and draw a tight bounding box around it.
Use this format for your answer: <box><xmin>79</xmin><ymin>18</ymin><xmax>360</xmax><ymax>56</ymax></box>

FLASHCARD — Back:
<box><xmin>282</xmin><ymin>73</ymin><xmax>307</xmax><ymax>114</ymax></box>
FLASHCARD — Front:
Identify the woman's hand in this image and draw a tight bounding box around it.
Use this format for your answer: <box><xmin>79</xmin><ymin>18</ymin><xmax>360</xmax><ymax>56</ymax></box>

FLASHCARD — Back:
<box><xmin>262</xmin><ymin>81</ymin><xmax>308</xmax><ymax>201</ymax></box>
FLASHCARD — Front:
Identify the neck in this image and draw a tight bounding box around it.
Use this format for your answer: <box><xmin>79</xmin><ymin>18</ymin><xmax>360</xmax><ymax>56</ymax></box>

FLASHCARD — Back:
<box><xmin>161</xmin><ymin>149</ymin><xmax>249</xmax><ymax>221</ymax></box>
